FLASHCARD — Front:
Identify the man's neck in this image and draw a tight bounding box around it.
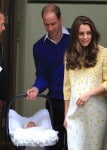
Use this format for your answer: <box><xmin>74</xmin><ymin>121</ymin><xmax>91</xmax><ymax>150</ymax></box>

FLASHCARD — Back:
<box><xmin>49</xmin><ymin>30</ymin><xmax>62</xmax><ymax>44</ymax></box>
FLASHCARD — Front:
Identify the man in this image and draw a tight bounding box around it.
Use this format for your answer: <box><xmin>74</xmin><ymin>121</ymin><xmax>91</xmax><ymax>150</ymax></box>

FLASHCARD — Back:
<box><xmin>0</xmin><ymin>11</ymin><xmax>5</xmax><ymax>34</ymax></box>
<box><xmin>27</xmin><ymin>4</ymin><xmax>70</xmax><ymax>150</ymax></box>
<box><xmin>0</xmin><ymin>11</ymin><xmax>6</xmax><ymax>111</ymax></box>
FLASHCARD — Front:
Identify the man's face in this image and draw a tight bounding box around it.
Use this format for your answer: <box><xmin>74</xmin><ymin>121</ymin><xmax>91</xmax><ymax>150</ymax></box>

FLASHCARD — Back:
<box><xmin>43</xmin><ymin>12</ymin><xmax>62</xmax><ymax>41</ymax></box>
<box><xmin>0</xmin><ymin>13</ymin><xmax>5</xmax><ymax>35</ymax></box>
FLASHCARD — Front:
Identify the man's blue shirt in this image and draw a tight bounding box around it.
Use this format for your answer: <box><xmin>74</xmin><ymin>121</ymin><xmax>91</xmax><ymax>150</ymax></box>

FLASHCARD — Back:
<box><xmin>33</xmin><ymin>27</ymin><xmax>70</xmax><ymax>99</ymax></box>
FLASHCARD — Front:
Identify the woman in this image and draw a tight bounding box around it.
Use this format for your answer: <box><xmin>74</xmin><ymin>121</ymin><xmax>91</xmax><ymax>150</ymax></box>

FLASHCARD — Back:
<box><xmin>63</xmin><ymin>16</ymin><xmax>107</xmax><ymax>150</ymax></box>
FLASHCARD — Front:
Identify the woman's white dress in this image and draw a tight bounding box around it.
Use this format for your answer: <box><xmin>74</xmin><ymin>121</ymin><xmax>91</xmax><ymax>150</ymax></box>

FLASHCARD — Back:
<box><xmin>64</xmin><ymin>45</ymin><xmax>107</xmax><ymax>150</ymax></box>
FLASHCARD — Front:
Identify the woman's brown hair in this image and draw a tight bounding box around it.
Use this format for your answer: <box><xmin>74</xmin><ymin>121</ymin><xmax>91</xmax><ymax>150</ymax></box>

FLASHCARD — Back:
<box><xmin>66</xmin><ymin>16</ymin><xmax>100</xmax><ymax>70</ymax></box>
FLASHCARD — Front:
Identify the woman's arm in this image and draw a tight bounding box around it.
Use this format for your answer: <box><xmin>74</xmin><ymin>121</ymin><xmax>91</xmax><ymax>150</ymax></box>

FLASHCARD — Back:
<box><xmin>63</xmin><ymin>100</ymin><xmax>70</xmax><ymax>128</ymax></box>
<box><xmin>76</xmin><ymin>86</ymin><xmax>105</xmax><ymax>107</ymax></box>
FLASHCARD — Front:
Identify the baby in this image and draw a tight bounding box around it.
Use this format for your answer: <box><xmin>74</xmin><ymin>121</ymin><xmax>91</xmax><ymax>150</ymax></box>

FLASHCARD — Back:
<box><xmin>24</xmin><ymin>121</ymin><xmax>36</xmax><ymax>128</ymax></box>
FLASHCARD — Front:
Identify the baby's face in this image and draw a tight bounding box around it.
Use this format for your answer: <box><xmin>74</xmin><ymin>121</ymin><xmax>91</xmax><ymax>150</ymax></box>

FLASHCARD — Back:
<box><xmin>26</xmin><ymin>122</ymin><xmax>36</xmax><ymax>128</ymax></box>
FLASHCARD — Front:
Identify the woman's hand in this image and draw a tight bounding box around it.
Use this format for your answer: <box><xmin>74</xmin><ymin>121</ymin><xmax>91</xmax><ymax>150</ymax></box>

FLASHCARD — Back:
<box><xmin>76</xmin><ymin>92</ymin><xmax>90</xmax><ymax>107</ymax></box>
<box><xmin>76</xmin><ymin>86</ymin><xmax>105</xmax><ymax>107</ymax></box>
<box><xmin>63</xmin><ymin>119</ymin><xmax>67</xmax><ymax>129</ymax></box>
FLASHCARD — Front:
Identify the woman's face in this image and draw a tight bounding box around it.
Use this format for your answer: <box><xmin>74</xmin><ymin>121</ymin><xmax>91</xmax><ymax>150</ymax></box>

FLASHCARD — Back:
<box><xmin>78</xmin><ymin>24</ymin><xmax>92</xmax><ymax>47</ymax></box>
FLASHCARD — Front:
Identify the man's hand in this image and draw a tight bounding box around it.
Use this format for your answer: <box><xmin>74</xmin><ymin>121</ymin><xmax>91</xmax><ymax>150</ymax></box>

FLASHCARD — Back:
<box><xmin>26</xmin><ymin>87</ymin><xmax>39</xmax><ymax>100</ymax></box>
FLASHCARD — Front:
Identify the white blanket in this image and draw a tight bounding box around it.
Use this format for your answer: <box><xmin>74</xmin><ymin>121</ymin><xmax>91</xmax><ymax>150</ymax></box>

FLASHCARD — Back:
<box><xmin>9</xmin><ymin>109</ymin><xmax>58</xmax><ymax>147</ymax></box>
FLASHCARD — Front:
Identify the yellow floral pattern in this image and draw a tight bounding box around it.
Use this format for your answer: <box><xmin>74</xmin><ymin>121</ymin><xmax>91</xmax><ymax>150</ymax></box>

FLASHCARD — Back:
<box><xmin>63</xmin><ymin>45</ymin><xmax>107</xmax><ymax>150</ymax></box>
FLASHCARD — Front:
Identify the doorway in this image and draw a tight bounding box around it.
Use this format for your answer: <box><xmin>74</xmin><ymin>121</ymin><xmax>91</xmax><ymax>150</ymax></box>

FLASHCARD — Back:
<box><xmin>0</xmin><ymin>0</ymin><xmax>17</xmax><ymax>149</ymax></box>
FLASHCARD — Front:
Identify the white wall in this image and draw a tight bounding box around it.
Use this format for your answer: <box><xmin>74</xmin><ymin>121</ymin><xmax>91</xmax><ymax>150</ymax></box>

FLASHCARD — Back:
<box><xmin>15</xmin><ymin>1</ymin><xmax>107</xmax><ymax>115</ymax></box>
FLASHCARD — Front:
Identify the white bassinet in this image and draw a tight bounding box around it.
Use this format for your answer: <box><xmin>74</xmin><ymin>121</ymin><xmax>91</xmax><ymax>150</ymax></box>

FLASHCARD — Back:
<box><xmin>6</xmin><ymin>94</ymin><xmax>58</xmax><ymax>148</ymax></box>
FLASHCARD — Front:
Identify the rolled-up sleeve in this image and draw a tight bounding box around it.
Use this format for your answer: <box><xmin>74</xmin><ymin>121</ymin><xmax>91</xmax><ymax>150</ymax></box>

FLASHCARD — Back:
<box><xmin>101</xmin><ymin>48</ymin><xmax>107</xmax><ymax>92</ymax></box>
<box><xmin>63</xmin><ymin>59</ymin><xmax>71</xmax><ymax>101</ymax></box>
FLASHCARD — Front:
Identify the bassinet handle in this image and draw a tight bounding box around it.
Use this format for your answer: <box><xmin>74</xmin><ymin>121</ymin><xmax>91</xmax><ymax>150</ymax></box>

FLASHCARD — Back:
<box><xmin>7</xmin><ymin>93</ymin><xmax>48</xmax><ymax>111</ymax></box>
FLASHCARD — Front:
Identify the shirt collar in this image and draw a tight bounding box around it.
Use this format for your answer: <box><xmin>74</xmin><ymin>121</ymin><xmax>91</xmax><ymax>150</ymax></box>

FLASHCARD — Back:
<box><xmin>44</xmin><ymin>26</ymin><xmax>70</xmax><ymax>43</ymax></box>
